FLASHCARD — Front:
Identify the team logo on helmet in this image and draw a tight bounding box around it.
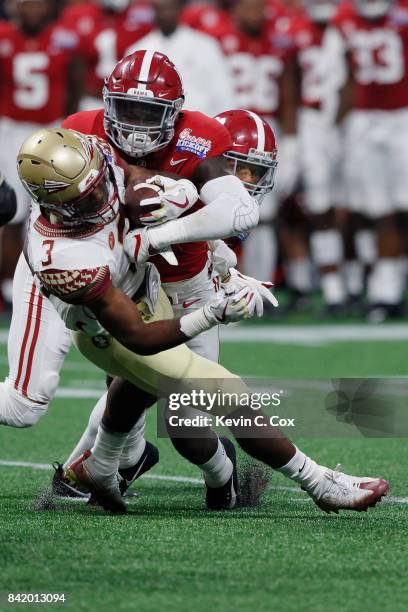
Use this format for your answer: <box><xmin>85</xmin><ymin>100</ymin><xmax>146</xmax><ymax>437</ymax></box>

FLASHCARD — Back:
<box><xmin>23</xmin><ymin>179</ymin><xmax>71</xmax><ymax>195</ymax></box>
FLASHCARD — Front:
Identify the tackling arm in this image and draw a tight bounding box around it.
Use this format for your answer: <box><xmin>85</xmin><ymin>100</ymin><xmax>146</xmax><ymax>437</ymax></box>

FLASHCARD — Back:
<box><xmin>139</xmin><ymin>157</ymin><xmax>259</xmax><ymax>252</ymax></box>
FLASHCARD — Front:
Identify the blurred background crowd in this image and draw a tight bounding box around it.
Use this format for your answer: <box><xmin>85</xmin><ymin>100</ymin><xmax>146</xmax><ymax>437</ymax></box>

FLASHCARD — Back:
<box><xmin>1</xmin><ymin>0</ymin><xmax>408</xmax><ymax>322</ymax></box>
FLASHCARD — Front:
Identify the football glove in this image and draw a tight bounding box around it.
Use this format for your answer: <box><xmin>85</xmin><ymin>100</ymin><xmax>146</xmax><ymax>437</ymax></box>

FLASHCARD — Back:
<box><xmin>222</xmin><ymin>268</ymin><xmax>278</xmax><ymax>317</ymax></box>
<box><xmin>139</xmin><ymin>175</ymin><xmax>198</xmax><ymax>225</ymax></box>
<box><xmin>123</xmin><ymin>221</ymin><xmax>178</xmax><ymax>266</ymax></box>
<box><xmin>179</xmin><ymin>289</ymin><xmax>258</xmax><ymax>338</ymax></box>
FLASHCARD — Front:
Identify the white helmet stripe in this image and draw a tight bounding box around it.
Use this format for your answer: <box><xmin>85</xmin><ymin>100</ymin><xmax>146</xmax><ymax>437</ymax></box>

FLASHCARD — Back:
<box><xmin>246</xmin><ymin>110</ymin><xmax>265</xmax><ymax>151</ymax></box>
<box><xmin>137</xmin><ymin>50</ymin><xmax>155</xmax><ymax>91</ymax></box>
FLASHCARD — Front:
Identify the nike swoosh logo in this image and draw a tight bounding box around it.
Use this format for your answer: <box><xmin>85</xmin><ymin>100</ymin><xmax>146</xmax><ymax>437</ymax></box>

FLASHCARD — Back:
<box><xmin>299</xmin><ymin>458</ymin><xmax>307</xmax><ymax>473</ymax></box>
<box><xmin>183</xmin><ymin>298</ymin><xmax>200</xmax><ymax>308</ymax></box>
<box><xmin>165</xmin><ymin>195</ymin><xmax>190</xmax><ymax>209</ymax></box>
<box><xmin>126</xmin><ymin>455</ymin><xmax>148</xmax><ymax>485</ymax></box>
<box><xmin>169</xmin><ymin>158</ymin><xmax>188</xmax><ymax>166</ymax></box>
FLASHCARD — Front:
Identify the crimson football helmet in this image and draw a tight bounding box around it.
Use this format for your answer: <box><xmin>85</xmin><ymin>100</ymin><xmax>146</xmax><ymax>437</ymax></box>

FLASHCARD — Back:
<box><xmin>103</xmin><ymin>50</ymin><xmax>184</xmax><ymax>158</ymax></box>
<box><xmin>215</xmin><ymin>110</ymin><xmax>278</xmax><ymax>200</ymax></box>
<box><xmin>302</xmin><ymin>0</ymin><xmax>339</xmax><ymax>22</ymax></box>
<box><xmin>353</xmin><ymin>0</ymin><xmax>394</xmax><ymax>18</ymax></box>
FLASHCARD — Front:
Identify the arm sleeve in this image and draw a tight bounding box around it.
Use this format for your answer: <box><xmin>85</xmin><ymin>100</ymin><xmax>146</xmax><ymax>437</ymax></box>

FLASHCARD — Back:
<box><xmin>147</xmin><ymin>175</ymin><xmax>259</xmax><ymax>250</ymax></box>
<box><xmin>37</xmin><ymin>266</ymin><xmax>112</xmax><ymax>305</ymax></box>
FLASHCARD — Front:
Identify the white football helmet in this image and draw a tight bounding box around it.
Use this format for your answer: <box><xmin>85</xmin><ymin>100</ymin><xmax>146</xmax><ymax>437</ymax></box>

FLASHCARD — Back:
<box><xmin>353</xmin><ymin>0</ymin><xmax>394</xmax><ymax>19</ymax></box>
<box><xmin>302</xmin><ymin>0</ymin><xmax>339</xmax><ymax>22</ymax></box>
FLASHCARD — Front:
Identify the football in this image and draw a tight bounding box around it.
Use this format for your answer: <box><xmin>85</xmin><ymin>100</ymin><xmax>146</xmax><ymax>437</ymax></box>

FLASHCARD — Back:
<box><xmin>125</xmin><ymin>181</ymin><xmax>164</xmax><ymax>228</ymax></box>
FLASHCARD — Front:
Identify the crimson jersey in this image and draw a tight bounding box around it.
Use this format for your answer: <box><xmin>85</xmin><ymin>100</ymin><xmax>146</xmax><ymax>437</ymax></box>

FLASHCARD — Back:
<box><xmin>213</xmin><ymin>15</ymin><xmax>295</xmax><ymax>119</ymax></box>
<box><xmin>332</xmin><ymin>1</ymin><xmax>408</xmax><ymax>110</ymax></box>
<box><xmin>285</xmin><ymin>14</ymin><xmax>328</xmax><ymax>109</ymax></box>
<box><xmin>181</xmin><ymin>4</ymin><xmax>234</xmax><ymax>39</ymax></box>
<box><xmin>0</xmin><ymin>19</ymin><xmax>79</xmax><ymax>123</ymax></box>
<box><xmin>62</xmin><ymin>108</ymin><xmax>232</xmax><ymax>283</ymax></box>
<box><xmin>62</xmin><ymin>2</ymin><xmax>153</xmax><ymax>99</ymax></box>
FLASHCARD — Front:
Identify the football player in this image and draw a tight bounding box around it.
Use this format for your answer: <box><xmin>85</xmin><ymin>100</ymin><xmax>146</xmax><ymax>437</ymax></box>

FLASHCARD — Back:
<box><xmin>18</xmin><ymin>128</ymin><xmax>389</xmax><ymax>515</ymax></box>
<box><xmin>327</xmin><ymin>0</ymin><xmax>408</xmax><ymax>320</ymax></box>
<box><xmin>205</xmin><ymin>0</ymin><xmax>299</xmax><ymax>283</ymax></box>
<box><xmin>0</xmin><ymin>52</ymin><xmax>267</xmax><ymax>511</ymax></box>
<box><xmin>62</xmin><ymin>0</ymin><xmax>153</xmax><ymax>110</ymax></box>
<box><xmin>0</xmin><ymin>0</ymin><xmax>83</xmax><ymax>306</ymax></box>
<box><xmin>285</xmin><ymin>0</ymin><xmax>347</xmax><ymax>314</ymax></box>
<box><xmin>59</xmin><ymin>107</ymin><xmax>278</xmax><ymax>502</ymax></box>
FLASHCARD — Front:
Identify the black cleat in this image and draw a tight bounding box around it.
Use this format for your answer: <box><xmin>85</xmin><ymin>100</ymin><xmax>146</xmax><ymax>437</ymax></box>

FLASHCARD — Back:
<box><xmin>205</xmin><ymin>437</ymin><xmax>239</xmax><ymax>510</ymax></box>
<box><xmin>52</xmin><ymin>462</ymin><xmax>90</xmax><ymax>499</ymax></box>
<box><xmin>118</xmin><ymin>441</ymin><xmax>159</xmax><ymax>496</ymax></box>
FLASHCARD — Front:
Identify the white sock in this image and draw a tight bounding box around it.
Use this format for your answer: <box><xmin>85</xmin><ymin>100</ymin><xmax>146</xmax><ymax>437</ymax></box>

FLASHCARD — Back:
<box><xmin>343</xmin><ymin>260</ymin><xmax>364</xmax><ymax>297</ymax></box>
<box><xmin>320</xmin><ymin>272</ymin><xmax>346</xmax><ymax>305</ymax></box>
<box><xmin>367</xmin><ymin>258</ymin><xmax>405</xmax><ymax>304</ymax></box>
<box><xmin>310</xmin><ymin>229</ymin><xmax>344</xmax><ymax>268</ymax></box>
<box><xmin>119</xmin><ymin>414</ymin><xmax>147</xmax><ymax>470</ymax></box>
<box><xmin>90</xmin><ymin>423</ymin><xmax>127</xmax><ymax>478</ymax></box>
<box><xmin>286</xmin><ymin>259</ymin><xmax>313</xmax><ymax>293</ymax></box>
<box><xmin>355</xmin><ymin>230</ymin><xmax>377</xmax><ymax>265</ymax></box>
<box><xmin>276</xmin><ymin>447</ymin><xmax>324</xmax><ymax>494</ymax></box>
<box><xmin>64</xmin><ymin>393</ymin><xmax>107</xmax><ymax>468</ymax></box>
<box><xmin>198</xmin><ymin>439</ymin><xmax>233</xmax><ymax>488</ymax></box>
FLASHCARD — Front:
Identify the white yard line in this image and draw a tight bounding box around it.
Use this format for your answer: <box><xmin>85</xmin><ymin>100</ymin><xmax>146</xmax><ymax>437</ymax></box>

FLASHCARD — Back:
<box><xmin>0</xmin><ymin>459</ymin><xmax>406</xmax><ymax>504</ymax></box>
<box><xmin>3</xmin><ymin>324</ymin><xmax>408</xmax><ymax>348</ymax></box>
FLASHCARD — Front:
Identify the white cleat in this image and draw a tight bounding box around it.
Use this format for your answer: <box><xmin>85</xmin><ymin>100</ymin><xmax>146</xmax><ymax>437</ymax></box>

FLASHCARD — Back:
<box><xmin>307</xmin><ymin>464</ymin><xmax>389</xmax><ymax>514</ymax></box>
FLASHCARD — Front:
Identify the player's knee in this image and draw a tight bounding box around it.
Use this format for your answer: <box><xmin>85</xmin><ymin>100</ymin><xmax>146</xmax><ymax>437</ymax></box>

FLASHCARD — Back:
<box><xmin>0</xmin><ymin>382</ymin><xmax>48</xmax><ymax>428</ymax></box>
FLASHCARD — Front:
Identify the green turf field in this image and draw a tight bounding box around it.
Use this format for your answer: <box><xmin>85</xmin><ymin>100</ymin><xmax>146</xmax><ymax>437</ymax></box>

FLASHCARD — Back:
<box><xmin>1</xmin><ymin>322</ymin><xmax>407</xmax><ymax>612</ymax></box>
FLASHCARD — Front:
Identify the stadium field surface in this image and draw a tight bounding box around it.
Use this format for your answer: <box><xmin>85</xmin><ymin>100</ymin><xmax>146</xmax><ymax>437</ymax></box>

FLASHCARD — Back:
<box><xmin>0</xmin><ymin>322</ymin><xmax>407</xmax><ymax>612</ymax></box>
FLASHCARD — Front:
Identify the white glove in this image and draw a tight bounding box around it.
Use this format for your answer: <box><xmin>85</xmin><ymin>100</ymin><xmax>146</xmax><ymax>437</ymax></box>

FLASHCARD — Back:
<box><xmin>123</xmin><ymin>220</ymin><xmax>178</xmax><ymax>266</ymax></box>
<box><xmin>208</xmin><ymin>239</ymin><xmax>237</xmax><ymax>278</ymax></box>
<box><xmin>138</xmin><ymin>175</ymin><xmax>198</xmax><ymax>226</ymax></box>
<box><xmin>179</xmin><ymin>289</ymin><xmax>258</xmax><ymax>338</ymax></box>
<box><xmin>222</xmin><ymin>268</ymin><xmax>279</xmax><ymax>317</ymax></box>
<box><xmin>48</xmin><ymin>294</ymin><xmax>109</xmax><ymax>337</ymax></box>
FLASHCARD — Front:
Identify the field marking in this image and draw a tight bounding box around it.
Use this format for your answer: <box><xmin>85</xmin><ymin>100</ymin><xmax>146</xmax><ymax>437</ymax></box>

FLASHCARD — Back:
<box><xmin>4</xmin><ymin>324</ymin><xmax>408</xmax><ymax>347</ymax></box>
<box><xmin>0</xmin><ymin>460</ymin><xmax>406</xmax><ymax>505</ymax></box>
<box><xmin>220</xmin><ymin>324</ymin><xmax>408</xmax><ymax>346</ymax></box>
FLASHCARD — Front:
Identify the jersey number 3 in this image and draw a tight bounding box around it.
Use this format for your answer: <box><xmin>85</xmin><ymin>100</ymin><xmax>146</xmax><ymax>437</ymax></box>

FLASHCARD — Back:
<box><xmin>42</xmin><ymin>240</ymin><xmax>54</xmax><ymax>266</ymax></box>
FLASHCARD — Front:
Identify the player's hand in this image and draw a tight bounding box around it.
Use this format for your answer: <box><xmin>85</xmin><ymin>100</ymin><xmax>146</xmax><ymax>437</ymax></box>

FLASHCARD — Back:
<box><xmin>140</xmin><ymin>175</ymin><xmax>198</xmax><ymax>225</ymax></box>
<box><xmin>123</xmin><ymin>221</ymin><xmax>178</xmax><ymax>266</ymax></box>
<box><xmin>203</xmin><ymin>288</ymin><xmax>259</xmax><ymax>324</ymax></box>
<box><xmin>123</xmin><ymin>220</ymin><xmax>152</xmax><ymax>264</ymax></box>
<box><xmin>222</xmin><ymin>268</ymin><xmax>279</xmax><ymax>317</ymax></box>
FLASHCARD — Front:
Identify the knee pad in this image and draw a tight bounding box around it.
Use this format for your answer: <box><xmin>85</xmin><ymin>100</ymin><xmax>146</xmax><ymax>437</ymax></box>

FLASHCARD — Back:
<box><xmin>0</xmin><ymin>382</ymin><xmax>48</xmax><ymax>428</ymax></box>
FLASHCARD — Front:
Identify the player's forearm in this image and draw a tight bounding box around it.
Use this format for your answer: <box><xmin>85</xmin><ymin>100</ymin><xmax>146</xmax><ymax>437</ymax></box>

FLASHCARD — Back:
<box><xmin>147</xmin><ymin>175</ymin><xmax>259</xmax><ymax>250</ymax></box>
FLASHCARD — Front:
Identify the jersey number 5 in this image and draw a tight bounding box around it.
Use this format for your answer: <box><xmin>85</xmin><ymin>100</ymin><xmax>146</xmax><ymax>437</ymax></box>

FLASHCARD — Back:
<box><xmin>42</xmin><ymin>240</ymin><xmax>54</xmax><ymax>266</ymax></box>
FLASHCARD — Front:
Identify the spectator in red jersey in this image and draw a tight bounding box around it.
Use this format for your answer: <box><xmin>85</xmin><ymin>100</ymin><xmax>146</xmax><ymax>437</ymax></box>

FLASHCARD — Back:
<box><xmin>327</xmin><ymin>0</ymin><xmax>408</xmax><ymax>320</ymax></box>
<box><xmin>283</xmin><ymin>0</ymin><xmax>348</xmax><ymax>315</ymax></box>
<box><xmin>0</xmin><ymin>0</ymin><xmax>82</xmax><ymax>307</ymax></box>
<box><xmin>125</xmin><ymin>0</ymin><xmax>235</xmax><ymax>116</ymax></box>
<box><xmin>191</xmin><ymin>0</ymin><xmax>299</xmax><ymax>282</ymax></box>
<box><xmin>62</xmin><ymin>0</ymin><xmax>154</xmax><ymax>110</ymax></box>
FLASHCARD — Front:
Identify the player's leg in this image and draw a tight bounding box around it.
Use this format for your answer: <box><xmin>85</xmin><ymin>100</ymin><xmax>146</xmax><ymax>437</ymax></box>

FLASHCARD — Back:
<box><xmin>0</xmin><ymin>254</ymin><xmax>72</xmax><ymax>427</ymax></box>
<box><xmin>345</xmin><ymin>111</ymin><xmax>404</xmax><ymax>320</ymax></box>
<box><xmin>70</xmin><ymin>290</ymin><xmax>389</xmax><ymax>513</ymax></box>
<box><xmin>300</xmin><ymin>108</ymin><xmax>346</xmax><ymax>313</ymax></box>
<box><xmin>164</xmin><ymin>271</ymin><xmax>236</xmax><ymax>507</ymax></box>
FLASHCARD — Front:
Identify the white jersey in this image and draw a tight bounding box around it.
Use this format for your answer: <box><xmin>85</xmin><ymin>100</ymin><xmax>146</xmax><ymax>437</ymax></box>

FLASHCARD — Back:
<box><xmin>27</xmin><ymin>198</ymin><xmax>145</xmax><ymax>305</ymax></box>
